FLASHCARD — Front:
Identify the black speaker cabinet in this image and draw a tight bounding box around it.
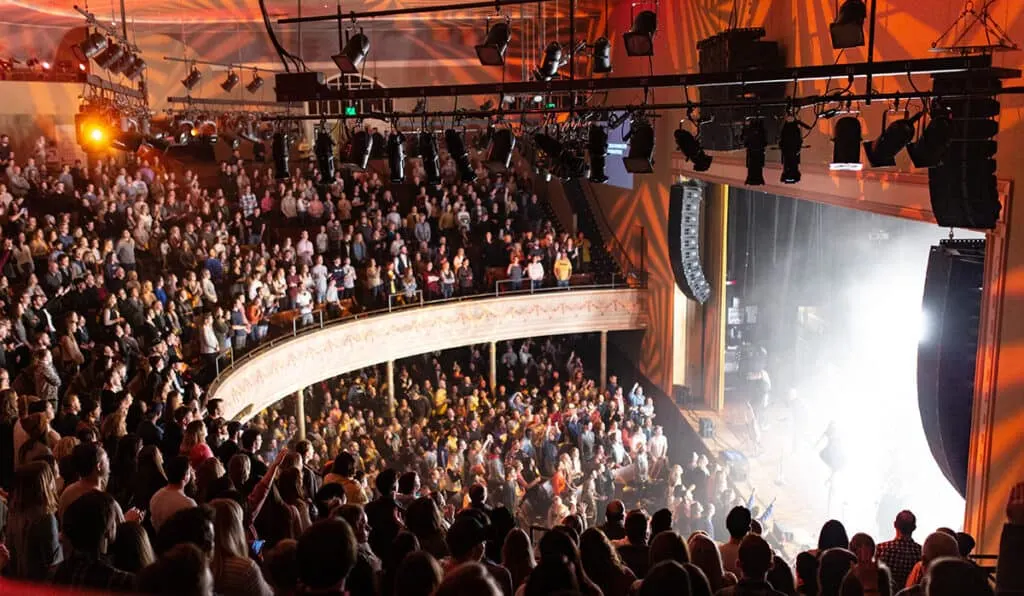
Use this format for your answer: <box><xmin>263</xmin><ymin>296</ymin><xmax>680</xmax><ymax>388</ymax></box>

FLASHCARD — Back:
<box><xmin>668</xmin><ymin>182</ymin><xmax>711</xmax><ymax>304</ymax></box>
<box><xmin>699</xmin><ymin>417</ymin><xmax>715</xmax><ymax>439</ymax></box>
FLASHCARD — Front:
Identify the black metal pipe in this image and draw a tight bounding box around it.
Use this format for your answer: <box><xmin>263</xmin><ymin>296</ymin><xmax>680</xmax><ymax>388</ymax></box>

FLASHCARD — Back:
<box><xmin>279</xmin><ymin>0</ymin><xmax>552</xmax><ymax>24</ymax></box>
<box><xmin>866</xmin><ymin>0</ymin><xmax>878</xmax><ymax>105</ymax></box>
<box><xmin>282</xmin><ymin>55</ymin><xmax>1006</xmax><ymax>102</ymax></box>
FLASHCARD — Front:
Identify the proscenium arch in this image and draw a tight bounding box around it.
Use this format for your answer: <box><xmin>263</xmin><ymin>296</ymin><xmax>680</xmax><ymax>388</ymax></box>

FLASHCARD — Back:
<box><xmin>211</xmin><ymin>289</ymin><xmax>649</xmax><ymax>422</ymax></box>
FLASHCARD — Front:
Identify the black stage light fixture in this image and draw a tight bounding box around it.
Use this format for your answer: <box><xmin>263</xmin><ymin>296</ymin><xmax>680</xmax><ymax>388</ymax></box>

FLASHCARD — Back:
<box><xmin>387</xmin><ymin>132</ymin><xmax>406</xmax><ymax>183</ymax></box>
<box><xmin>272</xmin><ymin>133</ymin><xmax>289</xmax><ymax>179</ymax></box>
<box><xmin>908</xmin><ymin>109</ymin><xmax>951</xmax><ymax>168</ymax></box>
<box><xmin>830</xmin><ymin>0</ymin><xmax>867</xmax><ymax>49</ymax></box>
<box><xmin>588</xmin><ymin>124</ymin><xmax>609</xmax><ymax>183</ymax></box>
<box><xmin>181</xmin><ymin>66</ymin><xmax>202</xmax><ymax>91</ymax></box>
<box><xmin>94</xmin><ymin>42</ymin><xmax>124</xmax><ymax>70</ymax></box>
<box><xmin>347</xmin><ymin>130</ymin><xmax>374</xmax><ymax>170</ymax></box>
<box><xmin>220</xmin><ymin>70</ymin><xmax>240</xmax><ymax>92</ymax></box>
<box><xmin>534</xmin><ymin>42</ymin><xmax>563</xmax><ymax>81</ymax></box>
<box><xmin>476</xmin><ymin>20</ymin><xmax>512</xmax><ymax>66</ymax></box>
<box><xmin>79</xmin><ymin>32</ymin><xmax>108</xmax><ymax>59</ymax></box>
<box><xmin>864</xmin><ymin>114</ymin><xmax>921</xmax><ymax>167</ymax></box>
<box><xmin>743</xmin><ymin>119</ymin><xmax>767</xmax><ymax>185</ymax></box>
<box><xmin>122</xmin><ymin>56</ymin><xmax>145</xmax><ymax>80</ymax></box>
<box><xmin>108</xmin><ymin>52</ymin><xmax>133</xmax><ymax>75</ymax></box>
<box><xmin>592</xmin><ymin>37</ymin><xmax>612</xmax><ymax>74</ymax></box>
<box><xmin>831</xmin><ymin>116</ymin><xmax>864</xmax><ymax>171</ymax></box>
<box><xmin>419</xmin><ymin>131</ymin><xmax>441</xmax><ymax>185</ymax></box>
<box><xmin>314</xmin><ymin>129</ymin><xmax>335</xmax><ymax>180</ymax></box>
<box><xmin>623</xmin><ymin>10</ymin><xmax>657</xmax><ymax>56</ymax></box>
<box><xmin>778</xmin><ymin>120</ymin><xmax>803</xmax><ymax>184</ymax></box>
<box><xmin>486</xmin><ymin>128</ymin><xmax>516</xmax><ymax>171</ymax></box>
<box><xmin>445</xmin><ymin>128</ymin><xmax>476</xmax><ymax>182</ymax></box>
<box><xmin>624</xmin><ymin>118</ymin><xmax>655</xmax><ymax>174</ymax></box>
<box><xmin>674</xmin><ymin>127</ymin><xmax>712</xmax><ymax>172</ymax></box>
<box><xmin>245</xmin><ymin>72</ymin><xmax>264</xmax><ymax>94</ymax></box>
<box><xmin>333</xmin><ymin>30</ymin><xmax>370</xmax><ymax>74</ymax></box>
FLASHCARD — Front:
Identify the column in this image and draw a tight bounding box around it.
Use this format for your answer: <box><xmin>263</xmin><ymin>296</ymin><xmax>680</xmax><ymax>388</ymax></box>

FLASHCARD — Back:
<box><xmin>386</xmin><ymin>359</ymin><xmax>396</xmax><ymax>414</ymax></box>
<box><xmin>600</xmin><ymin>330</ymin><xmax>608</xmax><ymax>393</ymax></box>
<box><xmin>489</xmin><ymin>341</ymin><xmax>497</xmax><ymax>391</ymax></box>
<box><xmin>701</xmin><ymin>183</ymin><xmax>729</xmax><ymax>412</ymax></box>
<box><xmin>295</xmin><ymin>389</ymin><xmax>306</xmax><ymax>440</ymax></box>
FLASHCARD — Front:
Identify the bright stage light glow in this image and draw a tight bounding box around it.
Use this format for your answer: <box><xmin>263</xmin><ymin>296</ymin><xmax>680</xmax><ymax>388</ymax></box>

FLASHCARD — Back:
<box><xmin>88</xmin><ymin>127</ymin><xmax>105</xmax><ymax>142</ymax></box>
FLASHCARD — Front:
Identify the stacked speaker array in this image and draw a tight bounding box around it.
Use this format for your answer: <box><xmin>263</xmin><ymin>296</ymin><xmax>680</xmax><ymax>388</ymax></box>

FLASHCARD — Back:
<box><xmin>668</xmin><ymin>183</ymin><xmax>711</xmax><ymax>304</ymax></box>
<box><xmin>928</xmin><ymin>73</ymin><xmax>1001</xmax><ymax>229</ymax></box>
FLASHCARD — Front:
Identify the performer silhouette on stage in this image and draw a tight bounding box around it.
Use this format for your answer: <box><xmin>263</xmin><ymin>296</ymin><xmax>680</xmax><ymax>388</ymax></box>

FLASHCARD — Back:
<box><xmin>818</xmin><ymin>421</ymin><xmax>848</xmax><ymax>513</ymax></box>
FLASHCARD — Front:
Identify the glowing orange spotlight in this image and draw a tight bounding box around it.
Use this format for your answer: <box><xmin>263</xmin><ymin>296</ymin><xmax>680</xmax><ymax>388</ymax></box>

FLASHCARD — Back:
<box><xmin>190</xmin><ymin>127</ymin><xmax>199</xmax><ymax>137</ymax></box>
<box><xmin>88</xmin><ymin>127</ymin><xmax>104</xmax><ymax>142</ymax></box>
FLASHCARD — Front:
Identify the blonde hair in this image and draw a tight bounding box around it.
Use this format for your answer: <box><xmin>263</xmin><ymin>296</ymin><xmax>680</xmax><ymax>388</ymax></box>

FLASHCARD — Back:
<box><xmin>210</xmin><ymin>498</ymin><xmax>249</xmax><ymax>579</ymax></box>
<box><xmin>54</xmin><ymin>436</ymin><xmax>80</xmax><ymax>461</ymax></box>
<box><xmin>100</xmin><ymin>411</ymin><xmax>127</xmax><ymax>442</ymax></box>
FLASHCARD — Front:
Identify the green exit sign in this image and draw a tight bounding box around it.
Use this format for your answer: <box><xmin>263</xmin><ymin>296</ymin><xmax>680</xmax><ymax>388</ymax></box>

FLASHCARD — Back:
<box><xmin>344</xmin><ymin>106</ymin><xmax>357</xmax><ymax>116</ymax></box>
<box><xmin>545</xmin><ymin>102</ymin><xmax>557</xmax><ymax>109</ymax></box>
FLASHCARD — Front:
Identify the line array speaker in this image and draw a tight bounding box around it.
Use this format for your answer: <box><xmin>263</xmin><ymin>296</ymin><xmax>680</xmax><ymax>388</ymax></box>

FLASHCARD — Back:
<box><xmin>668</xmin><ymin>182</ymin><xmax>711</xmax><ymax>303</ymax></box>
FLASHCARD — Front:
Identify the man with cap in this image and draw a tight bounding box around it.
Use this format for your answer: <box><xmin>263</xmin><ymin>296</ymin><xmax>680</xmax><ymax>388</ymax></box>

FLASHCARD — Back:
<box><xmin>443</xmin><ymin>514</ymin><xmax>513</xmax><ymax>596</ymax></box>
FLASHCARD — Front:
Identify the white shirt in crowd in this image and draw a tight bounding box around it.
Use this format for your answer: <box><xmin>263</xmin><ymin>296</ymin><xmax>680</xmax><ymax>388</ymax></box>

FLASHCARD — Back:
<box><xmin>527</xmin><ymin>261</ymin><xmax>544</xmax><ymax>281</ymax></box>
<box><xmin>149</xmin><ymin>486</ymin><xmax>197</xmax><ymax>532</ymax></box>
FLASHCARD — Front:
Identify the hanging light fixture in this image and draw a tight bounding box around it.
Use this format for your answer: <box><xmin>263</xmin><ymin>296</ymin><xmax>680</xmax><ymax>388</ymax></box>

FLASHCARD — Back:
<box><xmin>623</xmin><ymin>10</ymin><xmax>657</xmax><ymax>56</ymax></box>
<box><xmin>419</xmin><ymin>131</ymin><xmax>441</xmax><ymax>185</ymax></box>
<box><xmin>623</xmin><ymin>116</ymin><xmax>655</xmax><ymax>174</ymax></box>
<box><xmin>94</xmin><ymin>42</ymin><xmax>124</xmax><ymax>70</ymax></box>
<box><xmin>830</xmin><ymin>0</ymin><xmax>867</xmax><ymax>49</ymax></box>
<box><xmin>245</xmin><ymin>71</ymin><xmax>264</xmax><ymax>94</ymax></box>
<box><xmin>778</xmin><ymin>120</ymin><xmax>803</xmax><ymax>184</ymax></box>
<box><xmin>743</xmin><ymin>119</ymin><xmax>767</xmax><ymax>186</ymax></box>
<box><xmin>122</xmin><ymin>56</ymin><xmax>146</xmax><ymax>81</ymax></box>
<box><xmin>831</xmin><ymin>116</ymin><xmax>864</xmax><ymax>171</ymax></box>
<box><xmin>674</xmin><ymin>126</ymin><xmax>712</xmax><ymax>172</ymax></box>
<box><xmin>346</xmin><ymin>129</ymin><xmax>374</xmax><ymax>170</ymax></box>
<box><xmin>592</xmin><ymin>37</ymin><xmax>612</xmax><ymax>74</ymax></box>
<box><xmin>534</xmin><ymin>42</ymin><xmax>563</xmax><ymax>81</ymax></box>
<box><xmin>486</xmin><ymin>127</ymin><xmax>516</xmax><ymax>171</ymax></box>
<box><xmin>333</xmin><ymin>29</ymin><xmax>370</xmax><ymax>74</ymax></box>
<box><xmin>314</xmin><ymin>129</ymin><xmax>335</xmax><ymax>180</ymax></box>
<box><xmin>387</xmin><ymin>132</ymin><xmax>406</xmax><ymax>183</ymax></box>
<box><xmin>78</xmin><ymin>31</ymin><xmax>108</xmax><ymax>59</ymax></box>
<box><xmin>475</xmin><ymin>19</ymin><xmax>512</xmax><ymax>66</ymax></box>
<box><xmin>445</xmin><ymin>128</ymin><xmax>476</xmax><ymax>182</ymax></box>
<box><xmin>181</xmin><ymin>65</ymin><xmax>202</xmax><ymax>91</ymax></box>
<box><xmin>863</xmin><ymin>113</ymin><xmax>921</xmax><ymax>167</ymax></box>
<box><xmin>588</xmin><ymin>124</ymin><xmax>609</xmax><ymax>183</ymax></box>
<box><xmin>220</xmin><ymin>70</ymin><xmax>240</xmax><ymax>92</ymax></box>
<box><xmin>908</xmin><ymin>107</ymin><xmax>951</xmax><ymax>168</ymax></box>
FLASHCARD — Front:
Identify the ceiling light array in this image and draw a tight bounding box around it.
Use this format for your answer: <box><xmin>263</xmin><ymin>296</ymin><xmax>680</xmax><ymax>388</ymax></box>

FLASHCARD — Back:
<box><xmin>79</xmin><ymin>30</ymin><xmax>145</xmax><ymax>81</ymax></box>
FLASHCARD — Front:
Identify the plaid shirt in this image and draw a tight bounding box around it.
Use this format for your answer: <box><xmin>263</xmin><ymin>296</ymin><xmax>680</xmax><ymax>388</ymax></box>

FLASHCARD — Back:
<box><xmin>876</xmin><ymin>536</ymin><xmax>921</xmax><ymax>590</ymax></box>
<box><xmin>52</xmin><ymin>552</ymin><xmax>136</xmax><ymax>592</ymax></box>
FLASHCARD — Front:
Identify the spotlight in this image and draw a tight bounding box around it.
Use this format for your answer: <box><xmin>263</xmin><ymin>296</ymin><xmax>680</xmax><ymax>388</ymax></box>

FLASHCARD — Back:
<box><xmin>476</xmin><ymin>20</ymin><xmax>512</xmax><ymax>66</ymax></box>
<box><xmin>314</xmin><ymin>129</ymin><xmax>335</xmax><ymax>180</ymax></box>
<box><xmin>588</xmin><ymin>124</ymin><xmax>609</xmax><ymax>183</ymax></box>
<box><xmin>445</xmin><ymin>129</ymin><xmax>476</xmax><ymax>182</ymax></box>
<box><xmin>78</xmin><ymin>32</ymin><xmax>108</xmax><ymax>59</ymax></box>
<box><xmin>908</xmin><ymin>109</ymin><xmax>951</xmax><ymax>168</ymax></box>
<box><xmin>181</xmin><ymin>66</ymin><xmax>202</xmax><ymax>91</ymax></box>
<box><xmin>863</xmin><ymin>113</ymin><xmax>921</xmax><ymax>168</ymax></box>
<box><xmin>26</xmin><ymin>58</ymin><xmax>40</xmax><ymax>68</ymax></box>
<box><xmin>245</xmin><ymin>72</ymin><xmax>264</xmax><ymax>94</ymax></box>
<box><xmin>623</xmin><ymin>117</ymin><xmax>655</xmax><ymax>174</ymax></box>
<box><xmin>333</xmin><ymin>30</ymin><xmax>370</xmax><ymax>74</ymax></box>
<box><xmin>272</xmin><ymin>133</ymin><xmax>289</xmax><ymax>179</ymax></box>
<box><xmin>592</xmin><ymin>37</ymin><xmax>612</xmax><ymax>74</ymax></box>
<box><xmin>486</xmin><ymin>128</ymin><xmax>516</xmax><ymax>171</ymax></box>
<box><xmin>623</xmin><ymin>10</ymin><xmax>657</xmax><ymax>56</ymax></box>
<box><xmin>387</xmin><ymin>132</ymin><xmax>406</xmax><ymax>183</ymax></box>
<box><xmin>94</xmin><ymin>42</ymin><xmax>124</xmax><ymax>70</ymax></box>
<box><xmin>107</xmin><ymin>53</ymin><xmax>132</xmax><ymax>75</ymax></box>
<box><xmin>346</xmin><ymin>130</ymin><xmax>374</xmax><ymax>170</ymax></box>
<box><xmin>778</xmin><ymin>120</ymin><xmax>803</xmax><ymax>184</ymax></box>
<box><xmin>743</xmin><ymin>119</ymin><xmax>767</xmax><ymax>186</ymax></box>
<box><xmin>830</xmin><ymin>0</ymin><xmax>867</xmax><ymax>49</ymax></box>
<box><xmin>419</xmin><ymin>131</ymin><xmax>441</xmax><ymax>185</ymax></box>
<box><xmin>122</xmin><ymin>56</ymin><xmax>145</xmax><ymax>80</ymax></box>
<box><xmin>674</xmin><ymin>127</ymin><xmax>712</xmax><ymax>172</ymax></box>
<box><xmin>220</xmin><ymin>70</ymin><xmax>240</xmax><ymax>92</ymax></box>
<box><xmin>831</xmin><ymin>116</ymin><xmax>864</xmax><ymax>171</ymax></box>
<box><xmin>534</xmin><ymin>42</ymin><xmax>563</xmax><ymax>81</ymax></box>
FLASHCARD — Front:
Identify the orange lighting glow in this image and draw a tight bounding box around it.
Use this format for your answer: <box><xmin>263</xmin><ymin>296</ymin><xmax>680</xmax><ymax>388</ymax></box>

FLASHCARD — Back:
<box><xmin>88</xmin><ymin>127</ymin><xmax>105</xmax><ymax>143</ymax></box>
<box><xmin>190</xmin><ymin>127</ymin><xmax>199</xmax><ymax>137</ymax></box>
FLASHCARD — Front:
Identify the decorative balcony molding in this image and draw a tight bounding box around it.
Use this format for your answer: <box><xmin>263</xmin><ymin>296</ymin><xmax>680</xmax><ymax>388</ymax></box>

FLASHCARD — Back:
<box><xmin>213</xmin><ymin>289</ymin><xmax>649</xmax><ymax>421</ymax></box>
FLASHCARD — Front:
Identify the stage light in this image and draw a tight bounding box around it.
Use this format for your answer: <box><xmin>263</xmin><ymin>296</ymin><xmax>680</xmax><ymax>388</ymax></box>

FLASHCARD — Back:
<box><xmin>623</xmin><ymin>118</ymin><xmax>655</xmax><ymax>174</ymax></box>
<box><xmin>220</xmin><ymin>70</ymin><xmax>240</xmax><ymax>92</ymax></box>
<box><xmin>332</xmin><ymin>31</ymin><xmax>370</xmax><ymax>74</ymax></box>
<box><xmin>346</xmin><ymin>130</ymin><xmax>374</xmax><ymax>170</ymax></box>
<box><xmin>181</xmin><ymin>66</ymin><xmax>202</xmax><ymax>91</ymax></box>
<box><xmin>830</xmin><ymin>0</ymin><xmax>867</xmax><ymax>49</ymax></box>
<box><xmin>592</xmin><ymin>37</ymin><xmax>612</xmax><ymax>74</ymax></box>
<box><xmin>387</xmin><ymin>132</ymin><xmax>406</xmax><ymax>183</ymax></box>
<box><xmin>534</xmin><ymin>42</ymin><xmax>563</xmax><ymax>81</ymax></box>
<box><xmin>831</xmin><ymin>116</ymin><xmax>864</xmax><ymax>171</ymax></box>
<box><xmin>89</xmin><ymin>127</ymin><xmax>105</xmax><ymax>142</ymax></box>
<box><xmin>41</xmin><ymin>61</ymin><xmax>51</xmax><ymax>70</ymax></box>
<box><xmin>674</xmin><ymin>127</ymin><xmax>712</xmax><ymax>172</ymax></box>
<box><xmin>78</xmin><ymin>32</ymin><xmax>108</xmax><ymax>59</ymax></box>
<box><xmin>588</xmin><ymin>124</ymin><xmax>609</xmax><ymax>183</ymax></box>
<box><xmin>94</xmin><ymin>42</ymin><xmax>124</xmax><ymax>70</ymax></box>
<box><xmin>623</xmin><ymin>10</ymin><xmax>657</xmax><ymax>56</ymax></box>
<box><xmin>122</xmin><ymin>56</ymin><xmax>145</xmax><ymax>81</ymax></box>
<box><xmin>272</xmin><ymin>133</ymin><xmax>289</xmax><ymax>179</ymax></box>
<box><xmin>778</xmin><ymin>120</ymin><xmax>803</xmax><ymax>184</ymax></box>
<box><xmin>743</xmin><ymin>119</ymin><xmax>767</xmax><ymax>185</ymax></box>
<box><xmin>864</xmin><ymin>114</ymin><xmax>920</xmax><ymax>168</ymax></box>
<box><xmin>486</xmin><ymin>128</ymin><xmax>516</xmax><ymax>171</ymax></box>
<box><xmin>908</xmin><ymin>109</ymin><xmax>951</xmax><ymax>168</ymax></box>
<box><xmin>315</xmin><ymin>129</ymin><xmax>335</xmax><ymax>180</ymax></box>
<box><xmin>476</xmin><ymin>20</ymin><xmax>512</xmax><ymax>66</ymax></box>
<box><xmin>245</xmin><ymin>72</ymin><xmax>264</xmax><ymax>94</ymax></box>
<box><xmin>445</xmin><ymin>128</ymin><xmax>476</xmax><ymax>183</ymax></box>
<box><xmin>419</xmin><ymin>131</ymin><xmax>441</xmax><ymax>185</ymax></box>
<box><xmin>108</xmin><ymin>52</ymin><xmax>133</xmax><ymax>75</ymax></box>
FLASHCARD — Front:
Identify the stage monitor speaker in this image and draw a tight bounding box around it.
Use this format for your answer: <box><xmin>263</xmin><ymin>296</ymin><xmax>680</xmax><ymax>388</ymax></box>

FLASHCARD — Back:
<box><xmin>917</xmin><ymin>238</ymin><xmax>985</xmax><ymax>499</ymax></box>
<box><xmin>699</xmin><ymin>417</ymin><xmax>715</xmax><ymax>439</ymax></box>
<box><xmin>673</xmin><ymin>384</ymin><xmax>692</xmax><ymax>406</ymax></box>
<box><xmin>668</xmin><ymin>182</ymin><xmax>712</xmax><ymax>304</ymax></box>
<box><xmin>927</xmin><ymin>73</ymin><xmax>1001</xmax><ymax>229</ymax></box>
